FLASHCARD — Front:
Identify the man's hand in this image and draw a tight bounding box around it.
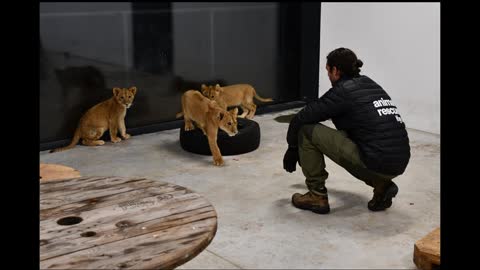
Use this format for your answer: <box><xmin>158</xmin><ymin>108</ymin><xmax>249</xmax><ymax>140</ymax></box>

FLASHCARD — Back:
<box><xmin>283</xmin><ymin>146</ymin><xmax>299</xmax><ymax>173</ymax></box>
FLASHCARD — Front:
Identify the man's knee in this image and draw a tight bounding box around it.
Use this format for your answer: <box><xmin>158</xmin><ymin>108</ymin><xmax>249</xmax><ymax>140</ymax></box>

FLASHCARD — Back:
<box><xmin>298</xmin><ymin>124</ymin><xmax>318</xmax><ymax>143</ymax></box>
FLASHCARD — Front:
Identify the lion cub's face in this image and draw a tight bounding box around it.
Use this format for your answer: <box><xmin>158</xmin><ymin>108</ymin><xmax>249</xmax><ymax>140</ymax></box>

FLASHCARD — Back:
<box><xmin>218</xmin><ymin>108</ymin><xmax>239</xmax><ymax>137</ymax></box>
<box><xmin>201</xmin><ymin>84</ymin><xmax>222</xmax><ymax>100</ymax></box>
<box><xmin>113</xmin><ymin>87</ymin><xmax>137</xmax><ymax>109</ymax></box>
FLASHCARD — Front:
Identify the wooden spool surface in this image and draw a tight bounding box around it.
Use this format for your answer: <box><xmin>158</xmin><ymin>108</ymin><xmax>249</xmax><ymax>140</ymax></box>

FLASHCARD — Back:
<box><xmin>413</xmin><ymin>227</ymin><xmax>440</xmax><ymax>270</ymax></box>
<box><xmin>40</xmin><ymin>176</ymin><xmax>217</xmax><ymax>269</ymax></box>
<box><xmin>40</xmin><ymin>163</ymin><xmax>81</xmax><ymax>182</ymax></box>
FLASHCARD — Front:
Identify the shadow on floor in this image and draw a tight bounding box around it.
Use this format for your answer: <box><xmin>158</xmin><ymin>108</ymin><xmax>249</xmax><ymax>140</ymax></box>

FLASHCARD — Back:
<box><xmin>158</xmin><ymin>139</ymin><xmax>213</xmax><ymax>166</ymax></box>
<box><xmin>274</xmin><ymin>114</ymin><xmax>296</xmax><ymax>123</ymax></box>
<box><xmin>290</xmin><ymin>183</ymin><xmax>307</xmax><ymax>189</ymax></box>
<box><xmin>273</xmin><ymin>187</ymin><xmax>414</xmax><ymax>237</ymax></box>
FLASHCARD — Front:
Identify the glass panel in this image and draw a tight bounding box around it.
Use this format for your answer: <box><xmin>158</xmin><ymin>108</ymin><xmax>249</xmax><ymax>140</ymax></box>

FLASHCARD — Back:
<box><xmin>40</xmin><ymin>2</ymin><xmax>302</xmax><ymax>144</ymax></box>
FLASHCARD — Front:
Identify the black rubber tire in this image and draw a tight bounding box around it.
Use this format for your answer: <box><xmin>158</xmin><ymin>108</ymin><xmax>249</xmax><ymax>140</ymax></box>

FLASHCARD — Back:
<box><xmin>180</xmin><ymin>118</ymin><xmax>260</xmax><ymax>156</ymax></box>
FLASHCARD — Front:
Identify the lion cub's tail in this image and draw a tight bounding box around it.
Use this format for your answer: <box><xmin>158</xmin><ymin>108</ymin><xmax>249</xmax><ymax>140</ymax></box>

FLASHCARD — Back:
<box><xmin>253</xmin><ymin>90</ymin><xmax>273</xmax><ymax>103</ymax></box>
<box><xmin>50</xmin><ymin>127</ymin><xmax>81</xmax><ymax>153</ymax></box>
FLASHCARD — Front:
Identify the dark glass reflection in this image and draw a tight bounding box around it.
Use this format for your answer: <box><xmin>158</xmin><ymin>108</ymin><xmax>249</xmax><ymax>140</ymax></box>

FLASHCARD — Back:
<box><xmin>40</xmin><ymin>2</ymin><xmax>302</xmax><ymax>144</ymax></box>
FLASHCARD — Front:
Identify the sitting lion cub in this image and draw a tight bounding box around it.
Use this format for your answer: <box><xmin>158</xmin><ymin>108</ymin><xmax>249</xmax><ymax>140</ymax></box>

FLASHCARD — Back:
<box><xmin>176</xmin><ymin>90</ymin><xmax>239</xmax><ymax>166</ymax></box>
<box><xmin>201</xmin><ymin>83</ymin><xmax>273</xmax><ymax>119</ymax></box>
<box><xmin>50</xmin><ymin>87</ymin><xmax>137</xmax><ymax>153</ymax></box>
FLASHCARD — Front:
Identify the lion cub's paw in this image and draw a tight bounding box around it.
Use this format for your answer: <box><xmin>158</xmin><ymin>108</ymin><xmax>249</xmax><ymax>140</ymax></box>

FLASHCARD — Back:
<box><xmin>123</xmin><ymin>134</ymin><xmax>131</xmax><ymax>140</ymax></box>
<box><xmin>111</xmin><ymin>137</ymin><xmax>122</xmax><ymax>143</ymax></box>
<box><xmin>185</xmin><ymin>124</ymin><xmax>195</xmax><ymax>131</ymax></box>
<box><xmin>213</xmin><ymin>157</ymin><xmax>224</xmax><ymax>166</ymax></box>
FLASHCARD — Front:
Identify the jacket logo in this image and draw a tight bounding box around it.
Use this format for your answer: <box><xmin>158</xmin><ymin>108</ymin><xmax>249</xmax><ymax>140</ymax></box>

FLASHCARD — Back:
<box><xmin>373</xmin><ymin>98</ymin><xmax>404</xmax><ymax>123</ymax></box>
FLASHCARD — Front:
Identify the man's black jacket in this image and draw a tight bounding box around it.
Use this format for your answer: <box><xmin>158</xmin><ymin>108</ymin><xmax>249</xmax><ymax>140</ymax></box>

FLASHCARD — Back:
<box><xmin>286</xmin><ymin>75</ymin><xmax>410</xmax><ymax>176</ymax></box>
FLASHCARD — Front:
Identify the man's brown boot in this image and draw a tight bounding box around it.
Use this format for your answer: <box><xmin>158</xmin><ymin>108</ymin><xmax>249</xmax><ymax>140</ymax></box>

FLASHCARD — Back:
<box><xmin>292</xmin><ymin>189</ymin><xmax>330</xmax><ymax>214</ymax></box>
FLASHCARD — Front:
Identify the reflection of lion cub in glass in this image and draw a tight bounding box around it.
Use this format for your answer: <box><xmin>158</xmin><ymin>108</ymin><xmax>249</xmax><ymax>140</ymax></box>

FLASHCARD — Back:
<box><xmin>50</xmin><ymin>87</ymin><xmax>137</xmax><ymax>153</ymax></box>
<box><xmin>176</xmin><ymin>90</ymin><xmax>239</xmax><ymax>166</ymax></box>
<box><xmin>201</xmin><ymin>84</ymin><xmax>273</xmax><ymax>119</ymax></box>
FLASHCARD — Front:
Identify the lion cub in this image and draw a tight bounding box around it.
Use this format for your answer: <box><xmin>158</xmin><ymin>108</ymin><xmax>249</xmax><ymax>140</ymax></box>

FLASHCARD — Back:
<box><xmin>201</xmin><ymin>84</ymin><xmax>273</xmax><ymax>119</ymax></box>
<box><xmin>50</xmin><ymin>87</ymin><xmax>137</xmax><ymax>153</ymax></box>
<box><xmin>176</xmin><ymin>90</ymin><xmax>239</xmax><ymax>166</ymax></box>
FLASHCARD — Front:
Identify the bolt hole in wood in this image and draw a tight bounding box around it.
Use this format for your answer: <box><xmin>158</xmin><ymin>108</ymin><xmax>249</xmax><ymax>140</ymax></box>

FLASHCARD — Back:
<box><xmin>116</xmin><ymin>220</ymin><xmax>133</xmax><ymax>228</ymax></box>
<box><xmin>81</xmin><ymin>231</ymin><xmax>96</xmax><ymax>237</ymax></box>
<box><xmin>57</xmin><ymin>216</ymin><xmax>83</xmax><ymax>226</ymax></box>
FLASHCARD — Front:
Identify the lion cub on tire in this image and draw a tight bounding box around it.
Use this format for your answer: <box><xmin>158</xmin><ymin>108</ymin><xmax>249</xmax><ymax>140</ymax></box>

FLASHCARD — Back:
<box><xmin>50</xmin><ymin>87</ymin><xmax>137</xmax><ymax>153</ymax></box>
<box><xmin>176</xmin><ymin>90</ymin><xmax>239</xmax><ymax>166</ymax></box>
<box><xmin>201</xmin><ymin>84</ymin><xmax>273</xmax><ymax>119</ymax></box>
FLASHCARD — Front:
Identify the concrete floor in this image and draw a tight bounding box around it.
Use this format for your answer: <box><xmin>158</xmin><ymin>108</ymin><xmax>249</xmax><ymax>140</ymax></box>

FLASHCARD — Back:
<box><xmin>40</xmin><ymin>109</ymin><xmax>440</xmax><ymax>269</ymax></box>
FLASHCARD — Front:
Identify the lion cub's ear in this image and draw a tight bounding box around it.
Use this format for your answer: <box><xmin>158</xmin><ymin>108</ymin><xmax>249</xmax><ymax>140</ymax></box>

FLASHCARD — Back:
<box><xmin>129</xmin><ymin>86</ymin><xmax>137</xmax><ymax>95</ymax></box>
<box><xmin>201</xmin><ymin>84</ymin><xmax>208</xmax><ymax>94</ymax></box>
<box><xmin>229</xmin><ymin>107</ymin><xmax>239</xmax><ymax>117</ymax></box>
<box><xmin>113</xmin><ymin>87</ymin><xmax>121</xmax><ymax>96</ymax></box>
<box><xmin>217</xmin><ymin>111</ymin><xmax>225</xmax><ymax>121</ymax></box>
<box><xmin>215</xmin><ymin>84</ymin><xmax>223</xmax><ymax>92</ymax></box>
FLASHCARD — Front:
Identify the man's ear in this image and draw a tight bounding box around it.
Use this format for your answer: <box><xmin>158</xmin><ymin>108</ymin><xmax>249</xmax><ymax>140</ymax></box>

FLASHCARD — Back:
<box><xmin>333</xmin><ymin>66</ymin><xmax>342</xmax><ymax>77</ymax></box>
<box><xmin>113</xmin><ymin>87</ymin><xmax>121</xmax><ymax>96</ymax></box>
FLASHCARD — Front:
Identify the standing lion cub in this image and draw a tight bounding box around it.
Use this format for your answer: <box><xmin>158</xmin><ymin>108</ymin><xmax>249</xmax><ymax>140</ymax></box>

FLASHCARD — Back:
<box><xmin>201</xmin><ymin>83</ymin><xmax>273</xmax><ymax>119</ymax></box>
<box><xmin>176</xmin><ymin>90</ymin><xmax>238</xmax><ymax>166</ymax></box>
<box><xmin>50</xmin><ymin>87</ymin><xmax>137</xmax><ymax>153</ymax></box>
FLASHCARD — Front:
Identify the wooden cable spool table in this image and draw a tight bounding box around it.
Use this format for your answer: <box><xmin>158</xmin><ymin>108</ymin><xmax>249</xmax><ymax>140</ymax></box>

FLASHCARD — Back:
<box><xmin>40</xmin><ymin>176</ymin><xmax>217</xmax><ymax>269</ymax></box>
<box><xmin>413</xmin><ymin>227</ymin><xmax>440</xmax><ymax>270</ymax></box>
<box><xmin>40</xmin><ymin>163</ymin><xmax>81</xmax><ymax>182</ymax></box>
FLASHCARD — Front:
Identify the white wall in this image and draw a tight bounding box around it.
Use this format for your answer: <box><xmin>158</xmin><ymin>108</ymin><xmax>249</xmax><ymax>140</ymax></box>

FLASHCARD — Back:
<box><xmin>319</xmin><ymin>3</ymin><xmax>440</xmax><ymax>134</ymax></box>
